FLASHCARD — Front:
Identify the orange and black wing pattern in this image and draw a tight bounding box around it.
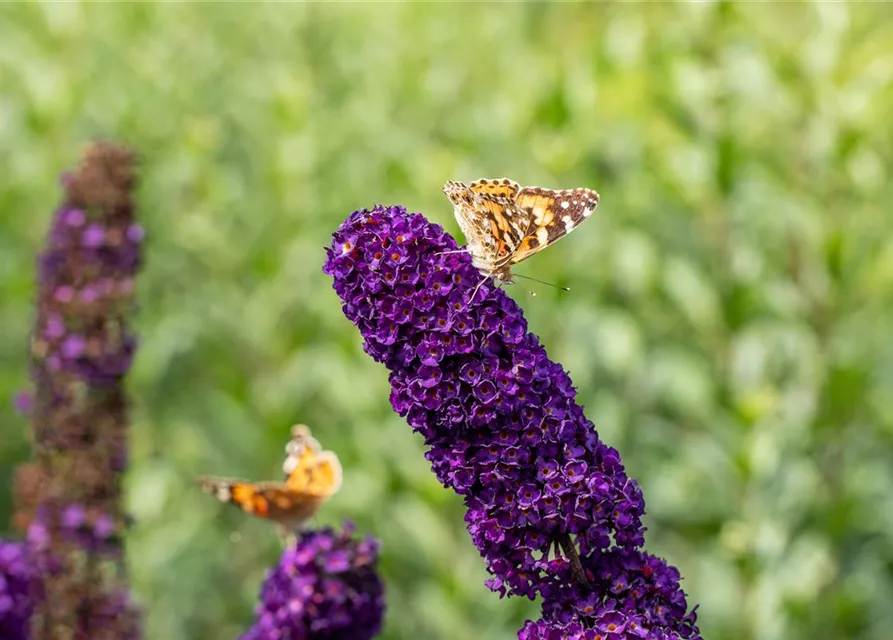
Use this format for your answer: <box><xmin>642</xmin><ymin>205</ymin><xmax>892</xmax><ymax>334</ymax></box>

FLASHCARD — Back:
<box><xmin>195</xmin><ymin>477</ymin><xmax>326</xmax><ymax>525</ymax></box>
<box><xmin>282</xmin><ymin>424</ymin><xmax>342</xmax><ymax>498</ymax></box>
<box><xmin>443</xmin><ymin>178</ymin><xmax>533</xmax><ymax>269</ymax></box>
<box><xmin>509</xmin><ymin>186</ymin><xmax>599</xmax><ymax>265</ymax></box>
<box><xmin>197</xmin><ymin>424</ymin><xmax>342</xmax><ymax>529</ymax></box>
<box><xmin>443</xmin><ymin>178</ymin><xmax>599</xmax><ymax>275</ymax></box>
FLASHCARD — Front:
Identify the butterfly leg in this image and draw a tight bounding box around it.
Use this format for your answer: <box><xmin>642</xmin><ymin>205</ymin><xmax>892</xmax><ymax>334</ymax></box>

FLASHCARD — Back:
<box><xmin>469</xmin><ymin>272</ymin><xmax>494</xmax><ymax>304</ymax></box>
<box><xmin>277</xmin><ymin>524</ymin><xmax>298</xmax><ymax>548</ymax></box>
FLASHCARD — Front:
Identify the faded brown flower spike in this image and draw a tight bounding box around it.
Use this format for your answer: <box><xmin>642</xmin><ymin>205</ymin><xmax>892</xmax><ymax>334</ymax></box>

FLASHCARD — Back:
<box><xmin>17</xmin><ymin>142</ymin><xmax>144</xmax><ymax>640</ymax></box>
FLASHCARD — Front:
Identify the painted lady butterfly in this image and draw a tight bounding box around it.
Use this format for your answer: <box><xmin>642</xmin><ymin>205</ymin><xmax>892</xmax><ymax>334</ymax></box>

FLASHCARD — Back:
<box><xmin>197</xmin><ymin>424</ymin><xmax>342</xmax><ymax>531</ymax></box>
<box><xmin>442</xmin><ymin>178</ymin><xmax>599</xmax><ymax>296</ymax></box>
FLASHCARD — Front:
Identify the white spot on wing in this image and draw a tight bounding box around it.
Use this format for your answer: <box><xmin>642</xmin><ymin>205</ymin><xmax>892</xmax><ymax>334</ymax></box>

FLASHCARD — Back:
<box><xmin>562</xmin><ymin>215</ymin><xmax>575</xmax><ymax>232</ymax></box>
<box><xmin>536</xmin><ymin>226</ymin><xmax>549</xmax><ymax>247</ymax></box>
<box><xmin>533</xmin><ymin>206</ymin><xmax>546</xmax><ymax>225</ymax></box>
<box><xmin>560</xmin><ymin>201</ymin><xmax>570</xmax><ymax>209</ymax></box>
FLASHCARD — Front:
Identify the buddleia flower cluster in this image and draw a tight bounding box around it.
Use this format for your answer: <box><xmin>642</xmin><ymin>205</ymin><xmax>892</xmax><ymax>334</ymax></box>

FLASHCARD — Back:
<box><xmin>242</xmin><ymin>522</ymin><xmax>385</xmax><ymax>640</ymax></box>
<box><xmin>8</xmin><ymin>142</ymin><xmax>144</xmax><ymax>639</ymax></box>
<box><xmin>324</xmin><ymin>205</ymin><xmax>700</xmax><ymax>638</ymax></box>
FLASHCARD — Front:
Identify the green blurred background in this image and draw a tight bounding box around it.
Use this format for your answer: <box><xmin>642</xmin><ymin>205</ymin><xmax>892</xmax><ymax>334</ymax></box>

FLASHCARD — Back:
<box><xmin>2</xmin><ymin>3</ymin><xmax>892</xmax><ymax>639</ymax></box>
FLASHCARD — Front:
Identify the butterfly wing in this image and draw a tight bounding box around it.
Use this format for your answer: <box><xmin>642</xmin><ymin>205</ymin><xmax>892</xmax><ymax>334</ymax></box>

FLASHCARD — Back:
<box><xmin>197</xmin><ymin>425</ymin><xmax>340</xmax><ymax>530</ymax></box>
<box><xmin>467</xmin><ymin>177</ymin><xmax>521</xmax><ymax>200</ymax></box>
<box><xmin>285</xmin><ymin>449</ymin><xmax>342</xmax><ymax>498</ymax></box>
<box><xmin>443</xmin><ymin>181</ymin><xmax>498</xmax><ymax>266</ymax></box>
<box><xmin>508</xmin><ymin>187</ymin><xmax>599</xmax><ymax>265</ymax></box>
<box><xmin>443</xmin><ymin>179</ymin><xmax>597</xmax><ymax>278</ymax></box>
<box><xmin>283</xmin><ymin>424</ymin><xmax>343</xmax><ymax>498</ymax></box>
<box><xmin>464</xmin><ymin>179</ymin><xmax>535</xmax><ymax>268</ymax></box>
<box><xmin>197</xmin><ymin>476</ymin><xmax>324</xmax><ymax>526</ymax></box>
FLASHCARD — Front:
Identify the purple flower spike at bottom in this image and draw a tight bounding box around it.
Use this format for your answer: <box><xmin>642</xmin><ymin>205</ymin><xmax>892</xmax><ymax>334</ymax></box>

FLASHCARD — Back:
<box><xmin>0</xmin><ymin>541</ymin><xmax>35</xmax><ymax>640</ymax></box>
<box><xmin>324</xmin><ymin>205</ymin><xmax>701</xmax><ymax>638</ymax></box>
<box><xmin>242</xmin><ymin>523</ymin><xmax>384</xmax><ymax>640</ymax></box>
<box><xmin>529</xmin><ymin>549</ymin><xmax>701</xmax><ymax>639</ymax></box>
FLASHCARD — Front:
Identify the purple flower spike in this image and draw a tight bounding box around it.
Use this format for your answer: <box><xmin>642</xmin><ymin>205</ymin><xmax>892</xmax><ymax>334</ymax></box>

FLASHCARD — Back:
<box><xmin>324</xmin><ymin>206</ymin><xmax>644</xmax><ymax>589</ymax></box>
<box><xmin>15</xmin><ymin>142</ymin><xmax>144</xmax><ymax>638</ymax></box>
<box><xmin>324</xmin><ymin>206</ymin><xmax>701</xmax><ymax>638</ymax></box>
<box><xmin>0</xmin><ymin>541</ymin><xmax>35</xmax><ymax>640</ymax></box>
<box><xmin>241</xmin><ymin>523</ymin><xmax>385</xmax><ymax>640</ymax></box>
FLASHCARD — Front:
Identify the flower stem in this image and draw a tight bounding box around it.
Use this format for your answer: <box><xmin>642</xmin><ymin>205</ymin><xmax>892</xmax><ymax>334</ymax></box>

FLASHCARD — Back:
<box><xmin>556</xmin><ymin>533</ymin><xmax>590</xmax><ymax>591</ymax></box>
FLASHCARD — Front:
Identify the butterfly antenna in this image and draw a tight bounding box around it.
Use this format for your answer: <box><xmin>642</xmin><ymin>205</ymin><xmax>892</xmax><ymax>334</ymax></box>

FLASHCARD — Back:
<box><xmin>434</xmin><ymin>248</ymin><xmax>468</xmax><ymax>257</ymax></box>
<box><xmin>513</xmin><ymin>273</ymin><xmax>570</xmax><ymax>292</ymax></box>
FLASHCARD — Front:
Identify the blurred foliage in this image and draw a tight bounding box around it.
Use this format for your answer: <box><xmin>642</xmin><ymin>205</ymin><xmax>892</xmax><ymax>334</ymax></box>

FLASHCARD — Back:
<box><xmin>1</xmin><ymin>2</ymin><xmax>893</xmax><ymax>639</ymax></box>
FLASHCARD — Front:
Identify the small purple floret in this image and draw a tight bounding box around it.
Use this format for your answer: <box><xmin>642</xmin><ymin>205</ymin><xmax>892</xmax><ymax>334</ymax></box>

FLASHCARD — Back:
<box><xmin>13</xmin><ymin>390</ymin><xmax>32</xmax><ymax>416</ymax></box>
<box><xmin>63</xmin><ymin>208</ymin><xmax>86</xmax><ymax>228</ymax></box>
<box><xmin>81</xmin><ymin>224</ymin><xmax>106</xmax><ymax>248</ymax></box>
